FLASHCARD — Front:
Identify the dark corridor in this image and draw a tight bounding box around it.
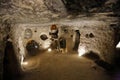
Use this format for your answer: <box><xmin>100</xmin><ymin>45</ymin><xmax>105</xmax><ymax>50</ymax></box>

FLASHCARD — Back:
<box><xmin>3</xmin><ymin>41</ymin><xmax>22</xmax><ymax>80</ymax></box>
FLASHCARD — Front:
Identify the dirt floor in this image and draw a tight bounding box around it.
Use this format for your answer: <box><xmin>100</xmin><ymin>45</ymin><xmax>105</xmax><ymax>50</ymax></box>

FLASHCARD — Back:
<box><xmin>3</xmin><ymin>42</ymin><xmax>118</xmax><ymax>80</ymax></box>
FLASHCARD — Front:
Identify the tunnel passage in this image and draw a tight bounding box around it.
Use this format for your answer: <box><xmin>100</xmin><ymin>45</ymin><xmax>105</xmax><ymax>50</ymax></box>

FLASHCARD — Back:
<box><xmin>26</xmin><ymin>40</ymin><xmax>40</xmax><ymax>56</ymax></box>
<box><xmin>3</xmin><ymin>41</ymin><xmax>22</xmax><ymax>80</ymax></box>
<box><xmin>62</xmin><ymin>0</ymin><xmax>107</xmax><ymax>14</ymax></box>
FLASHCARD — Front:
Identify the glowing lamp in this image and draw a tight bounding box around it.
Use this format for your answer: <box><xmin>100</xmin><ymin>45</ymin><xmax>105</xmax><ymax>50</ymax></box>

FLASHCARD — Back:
<box><xmin>78</xmin><ymin>46</ymin><xmax>86</xmax><ymax>56</ymax></box>
<box><xmin>21</xmin><ymin>61</ymin><xmax>28</xmax><ymax>65</ymax></box>
<box><xmin>116</xmin><ymin>42</ymin><xmax>120</xmax><ymax>48</ymax></box>
<box><xmin>48</xmin><ymin>48</ymin><xmax>52</xmax><ymax>52</ymax></box>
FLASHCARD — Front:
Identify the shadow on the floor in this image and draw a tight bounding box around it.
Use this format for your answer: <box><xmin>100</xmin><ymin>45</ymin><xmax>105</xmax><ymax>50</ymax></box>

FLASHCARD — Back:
<box><xmin>83</xmin><ymin>51</ymin><xmax>115</xmax><ymax>73</ymax></box>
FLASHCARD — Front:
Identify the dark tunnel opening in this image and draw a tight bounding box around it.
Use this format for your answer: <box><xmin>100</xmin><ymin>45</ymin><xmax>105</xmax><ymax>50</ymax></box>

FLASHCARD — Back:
<box><xmin>61</xmin><ymin>0</ymin><xmax>107</xmax><ymax>15</ymax></box>
<box><xmin>3</xmin><ymin>41</ymin><xmax>22</xmax><ymax>80</ymax></box>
